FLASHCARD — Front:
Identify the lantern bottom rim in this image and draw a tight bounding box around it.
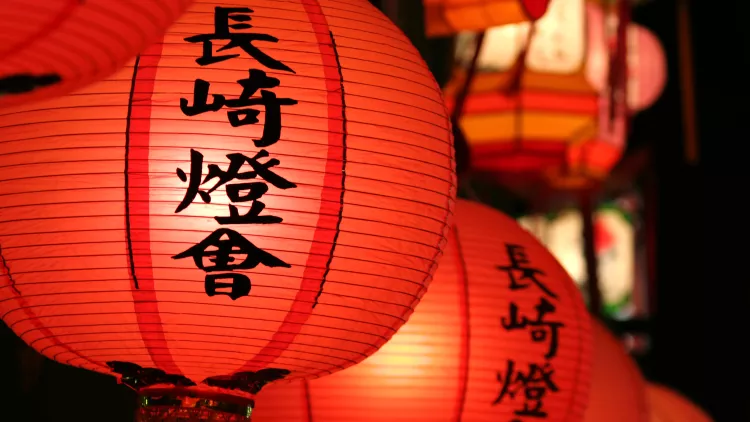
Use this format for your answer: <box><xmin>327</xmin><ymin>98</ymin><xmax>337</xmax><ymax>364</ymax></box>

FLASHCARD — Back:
<box><xmin>136</xmin><ymin>387</ymin><xmax>254</xmax><ymax>422</ymax></box>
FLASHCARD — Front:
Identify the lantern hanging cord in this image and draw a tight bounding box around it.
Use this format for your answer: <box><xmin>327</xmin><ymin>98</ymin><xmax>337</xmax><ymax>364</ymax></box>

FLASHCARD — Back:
<box><xmin>451</xmin><ymin>32</ymin><xmax>485</xmax><ymax>125</ymax></box>
<box><xmin>608</xmin><ymin>0</ymin><xmax>630</xmax><ymax>130</ymax></box>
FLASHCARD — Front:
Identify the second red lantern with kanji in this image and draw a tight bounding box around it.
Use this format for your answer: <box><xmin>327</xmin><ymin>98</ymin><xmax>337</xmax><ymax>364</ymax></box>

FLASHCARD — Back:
<box><xmin>253</xmin><ymin>199</ymin><xmax>592</xmax><ymax>422</ymax></box>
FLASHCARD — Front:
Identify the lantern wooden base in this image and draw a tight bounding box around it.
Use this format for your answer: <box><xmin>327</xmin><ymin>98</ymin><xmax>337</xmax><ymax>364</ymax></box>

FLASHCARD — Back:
<box><xmin>136</xmin><ymin>387</ymin><xmax>255</xmax><ymax>422</ymax></box>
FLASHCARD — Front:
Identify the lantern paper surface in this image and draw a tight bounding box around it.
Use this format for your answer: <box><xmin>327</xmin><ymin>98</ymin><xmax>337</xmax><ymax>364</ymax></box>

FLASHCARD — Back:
<box><xmin>647</xmin><ymin>384</ymin><xmax>714</xmax><ymax>422</ymax></box>
<box><xmin>446</xmin><ymin>0</ymin><xmax>626</xmax><ymax>189</ymax></box>
<box><xmin>0</xmin><ymin>0</ymin><xmax>456</xmax><ymax>403</ymax></box>
<box><xmin>425</xmin><ymin>0</ymin><xmax>551</xmax><ymax>37</ymax></box>
<box><xmin>253</xmin><ymin>199</ymin><xmax>592</xmax><ymax>422</ymax></box>
<box><xmin>0</xmin><ymin>0</ymin><xmax>193</xmax><ymax>108</ymax></box>
<box><xmin>583</xmin><ymin>320</ymin><xmax>648</xmax><ymax>422</ymax></box>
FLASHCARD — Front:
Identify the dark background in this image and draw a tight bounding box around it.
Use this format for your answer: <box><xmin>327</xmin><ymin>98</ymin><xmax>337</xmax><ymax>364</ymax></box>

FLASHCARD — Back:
<box><xmin>1</xmin><ymin>1</ymin><xmax>746</xmax><ymax>420</ymax></box>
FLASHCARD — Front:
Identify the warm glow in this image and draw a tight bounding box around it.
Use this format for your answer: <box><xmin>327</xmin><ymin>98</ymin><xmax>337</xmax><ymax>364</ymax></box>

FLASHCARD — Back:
<box><xmin>583</xmin><ymin>320</ymin><xmax>649</xmax><ymax>422</ymax></box>
<box><xmin>0</xmin><ymin>0</ymin><xmax>456</xmax><ymax>402</ymax></box>
<box><xmin>254</xmin><ymin>200</ymin><xmax>592</xmax><ymax>422</ymax></box>
<box><xmin>425</xmin><ymin>0</ymin><xmax>551</xmax><ymax>36</ymax></box>
<box><xmin>456</xmin><ymin>0</ymin><xmax>585</xmax><ymax>74</ymax></box>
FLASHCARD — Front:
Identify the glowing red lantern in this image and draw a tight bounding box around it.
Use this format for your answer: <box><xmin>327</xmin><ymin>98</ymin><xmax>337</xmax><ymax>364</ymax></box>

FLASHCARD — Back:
<box><xmin>0</xmin><ymin>0</ymin><xmax>194</xmax><ymax>108</ymax></box>
<box><xmin>424</xmin><ymin>0</ymin><xmax>551</xmax><ymax>36</ymax></box>
<box><xmin>253</xmin><ymin>199</ymin><xmax>592</xmax><ymax>422</ymax></box>
<box><xmin>583</xmin><ymin>320</ymin><xmax>648</xmax><ymax>422</ymax></box>
<box><xmin>0</xmin><ymin>1</ymin><xmax>456</xmax><ymax>419</ymax></box>
<box><xmin>647</xmin><ymin>384</ymin><xmax>714</xmax><ymax>422</ymax></box>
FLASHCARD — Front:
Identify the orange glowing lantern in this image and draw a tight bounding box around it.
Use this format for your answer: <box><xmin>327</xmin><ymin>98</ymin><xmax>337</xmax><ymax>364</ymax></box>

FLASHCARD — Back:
<box><xmin>446</xmin><ymin>0</ymin><xmax>625</xmax><ymax>189</ymax></box>
<box><xmin>0</xmin><ymin>1</ymin><xmax>456</xmax><ymax>419</ymax></box>
<box><xmin>253</xmin><ymin>199</ymin><xmax>592</xmax><ymax>422</ymax></box>
<box><xmin>583</xmin><ymin>320</ymin><xmax>649</xmax><ymax>422</ymax></box>
<box><xmin>447</xmin><ymin>0</ymin><xmax>667</xmax><ymax>189</ymax></box>
<box><xmin>425</xmin><ymin>0</ymin><xmax>551</xmax><ymax>36</ymax></box>
<box><xmin>647</xmin><ymin>384</ymin><xmax>714</xmax><ymax>422</ymax></box>
<box><xmin>0</xmin><ymin>0</ymin><xmax>194</xmax><ymax>108</ymax></box>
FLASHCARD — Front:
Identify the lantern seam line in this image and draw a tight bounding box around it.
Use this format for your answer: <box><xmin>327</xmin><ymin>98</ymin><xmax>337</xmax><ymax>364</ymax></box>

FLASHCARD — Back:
<box><xmin>312</xmin><ymin>29</ymin><xmax>348</xmax><ymax>309</ymax></box>
<box><xmin>0</xmin><ymin>243</ymin><xmax>19</xmax><ymax>295</ymax></box>
<box><xmin>124</xmin><ymin>53</ymin><xmax>141</xmax><ymax>291</ymax></box>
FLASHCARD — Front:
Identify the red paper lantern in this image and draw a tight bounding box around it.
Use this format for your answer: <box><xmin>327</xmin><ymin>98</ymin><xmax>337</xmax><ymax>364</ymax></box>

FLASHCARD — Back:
<box><xmin>424</xmin><ymin>0</ymin><xmax>551</xmax><ymax>36</ymax></box>
<box><xmin>583</xmin><ymin>320</ymin><xmax>648</xmax><ymax>422</ymax></box>
<box><xmin>253</xmin><ymin>199</ymin><xmax>592</xmax><ymax>422</ymax></box>
<box><xmin>647</xmin><ymin>384</ymin><xmax>714</xmax><ymax>422</ymax></box>
<box><xmin>0</xmin><ymin>0</ymin><xmax>456</xmax><ymax>419</ymax></box>
<box><xmin>0</xmin><ymin>0</ymin><xmax>194</xmax><ymax>108</ymax></box>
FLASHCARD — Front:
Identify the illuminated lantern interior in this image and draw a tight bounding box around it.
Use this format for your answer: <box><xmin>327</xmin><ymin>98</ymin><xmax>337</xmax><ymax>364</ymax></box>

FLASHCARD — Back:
<box><xmin>425</xmin><ymin>0</ymin><xmax>551</xmax><ymax>37</ymax></box>
<box><xmin>253</xmin><ymin>199</ymin><xmax>592</xmax><ymax>422</ymax></box>
<box><xmin>647</xmin><ymin>384</ymin><xmax>714</xmax><ymax>422</ymax></box>
<box><xmin>0</xmin><ymin>0</ymin><xmax>456</xmax><ymax>419</ymax></box>
<box><xmin>0</xmin><ymin>0</ymin><xmax>193</xmax><ymax>108</ymax></box>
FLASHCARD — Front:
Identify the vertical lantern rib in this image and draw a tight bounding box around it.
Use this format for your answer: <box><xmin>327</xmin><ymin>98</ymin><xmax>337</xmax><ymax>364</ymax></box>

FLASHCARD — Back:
<box><xmin>125</xmin><ymin>41</ymin><xmax>181</xmax><ymax>376</ymax></box>
<box><xmin>312</xmin><ymin>29</ymin><xmax>348</xmax><ymax>309</ymax></box>
<box><xmin>303</xmin><ymin>378</ymin><xmax>315</xmax><ymax>422</ymax></box>
<box><xmin>124</xmin><ymin>54</ymin><xmax>141</xmax><ymax>291</ymax></box>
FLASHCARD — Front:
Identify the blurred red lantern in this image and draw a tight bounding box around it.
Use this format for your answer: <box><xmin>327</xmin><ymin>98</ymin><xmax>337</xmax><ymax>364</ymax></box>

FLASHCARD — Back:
<box><xmin>424</xmin><ymin>0</ymin><xmax>551</xmax><ymax>36</ymax></box>
<box><xmin>583</xmin><ymin>320</ymin><xmax>649</xmax><ymax>422</ymax></box>
<box><xmin>0</xmin><ymin>0</ymin><xmax>194</xmax><ymax>108</ymax></box>
<box><xmin>0</xmin><ymin>0</ymin><xmax>456</xmax><ymax>419</ymax></box>
<box><xmin>253</xmin><ymin>199</ymin><xmax>592</xmax><ymax>422</ymax></box>
<box><xmin>647</xmin><ymin>384</ymin><xmax>714</xmax><ymax>422</ymax></box>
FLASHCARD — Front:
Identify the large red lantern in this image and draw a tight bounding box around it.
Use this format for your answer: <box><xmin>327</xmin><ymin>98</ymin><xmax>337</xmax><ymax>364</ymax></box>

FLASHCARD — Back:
<box><xmin>0</xmin><ymin>0</ymin><xmax>456</xmax><ymax>419</ymax></box>
<box><xmin>0</xmin><ymin>0</ymin><xmax>194</xmax><ymax>108</ymax></box>
<box><xmin>583</xmin><ymin>320</ymin><xmax>648</xmax><ymax>422</ymax></box>
<box><xmin>424</xmin><ymin>0</ymin><xmax>551</xmax><ymax>36</ymax></box>
<box><xmin>647</xmin><ymin>384</ymin><xmax>714</xmax><ymax>422</ymax></box>
<box><xmin>253</xmin><ymin>199</ymin><xmax>592</xmax><ymax>422</ymax></box>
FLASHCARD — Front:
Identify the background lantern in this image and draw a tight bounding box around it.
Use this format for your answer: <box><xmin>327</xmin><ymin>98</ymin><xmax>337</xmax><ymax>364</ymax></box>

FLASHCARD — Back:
<box><xmin>446</xmin><ymin>0</ymin><xmax>627</xmax><ymax>190</ymax></box>
<box><xmin>583</xmin><ymin>320</ymin><xmax>649</xmax><ymax>422</ymax></box>
<box><xmin>0</xmin><ymin>0</ymin><xmax>194</xmax><ymax>108</ymax></box>
<box><xmin>424</xmin><ymin>0</ymin><xmax>551</xmax><ymax>37</ymax></box>
<box><xmin>0</xmin><ymin>0</ymin><xmax>456</xmax><ymax>418</ymax></box>
<box><xmin>627</xmin><ymin>24</ymin><xmax>667</xmax><ymax>112</ymax></box>
<box><xmin>253</xmin><ymin>199</ymin><xmax>592</xmax><ymax>422</ymax></box>
<box><xmin>647</xmin><ymin>384</ymin><xmax>714</xmax><ymax>422</ymax></box>
<box><xmin>519</xmin><ymin>204</ymin><xmax>636</xmax><ymax>318</ymax></box>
